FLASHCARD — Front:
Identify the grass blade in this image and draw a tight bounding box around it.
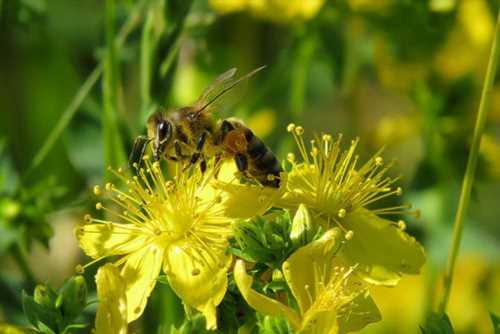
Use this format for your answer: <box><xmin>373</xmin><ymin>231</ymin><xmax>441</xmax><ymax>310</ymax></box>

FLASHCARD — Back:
<box><xmin>437</xmin><ymin>8</ymin><xmax>500</xmax><ymax>313</ymax></box>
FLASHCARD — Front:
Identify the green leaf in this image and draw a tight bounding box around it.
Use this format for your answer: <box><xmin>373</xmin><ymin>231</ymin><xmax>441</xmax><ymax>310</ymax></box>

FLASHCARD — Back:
<box><xmin>491</xmin><ymin>312</ymin><xmax>500</xmax><ymax>334</ymax></box>
<box><xmin>34</xmin><ymin>285</ymin><xmax>57</xmax><ymax>309</ymax></box>
<box><xmin>22</xmin><ymin>291</ymin><xmax>58</xmax><ymax>333</ymax></box>
<box><xmin>420</xmin><ymin>313</ymin><xmax>455</xmax><ymax>334</ymax></box>
<box><xmin>56</xmin><ymin>276</ymin><xmax>88</xmax><ymax>321</ymax></box>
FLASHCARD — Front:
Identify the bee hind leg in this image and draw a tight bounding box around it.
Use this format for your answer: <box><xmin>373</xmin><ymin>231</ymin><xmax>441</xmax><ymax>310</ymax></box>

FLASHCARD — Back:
<box><xmin>234</xmin><ymin>153</ymin><xmax>248</xmax><ymax>173</ymax></box>
<box><xmin>188</xmin><ymin>130</ymin><xmax>209</xmax><ymax>166</ymax></box>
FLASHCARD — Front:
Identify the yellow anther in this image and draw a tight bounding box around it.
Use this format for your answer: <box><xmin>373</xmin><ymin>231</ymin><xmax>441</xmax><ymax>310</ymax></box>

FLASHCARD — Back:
<box><xmin>95</xmin><ymin>202</ymin><xmax>103</xmax><ymax>210</ymax></box>
<box><xmin>396</xmin><ymin>187</ymin><xmax>403</xmax><ymax>196</ymax></box>
<box><xmin>153</xmin><ymin>161</ymin><xmax>160</xmax><ymax>169</ymax></box>
<box><xmin>397</xmin><ymin>220</ymin><xmax>407</xmax><ymax>231</ymax></box>
<box><xmin>294</xmin><ymin>126</ymin><xmax>304</xmax><ymax>136</ymax></box>
<box><xmin>338</xmin><ymin>208</ymin><xmax>346</xmax><ymax>218</ymax></box>
<box><xmin>375</xmin><ymin>157</ymin><xmax>383</xmax><ymax>166</ymax></box>
<box><xmin>105</xmin><ymin>182</ymin><xmax>113</xmax><ymax>191</ymax></box>
<box><xmin>287</xmin><ymin>152</ymin><xmax>296</xmax><ymax>163</ymax></box>
<box><xmin>117</xmin><ymin>167</ymin><xmax>123</xmax><ymax>173</ymax></box>
<box><xmin>84</xmin><ymin>214</ymin><xmax>92</xmax><ymax>223</ymax></box>
<box><xmin>345</xmin><ymin>230</ymin><xmax>354</xmax><ymax>240</ymax></box>
<box><xmin>267</xmin><ymin>174</ymin><xmax>276</xmax><ymax>181</ymax></box>
<box><xmin>322</xmin><ymin>134</ymin><xmax>332</xmax><ymax>142</ymax></box>
<box><xmin>132</xmin><ymin>162</ymin><xmax>139</xmax><ymax>169</ymax></box>
<box><xmin>143</xmin><ymin>155</ymin><xmax>150</xmax><ymax>161</ymax></box>
<box><xmin>93</xmin><ymin>185</ymin><xmax>101</xmax><ymax>196</ymax></box>
<box><xmin>311</xmin><ymin>147</ymin><xmax>319</xmax><ymax>156</ymax></box>
<box><xmin>287</xmin><ymin>123</ymin><xmax>296</xmax><ymax>132</ymax></box>
<box><xmin>75</xmin><ymin>264</ymin><xmax>84</xmax><ymax>274</ymax></box>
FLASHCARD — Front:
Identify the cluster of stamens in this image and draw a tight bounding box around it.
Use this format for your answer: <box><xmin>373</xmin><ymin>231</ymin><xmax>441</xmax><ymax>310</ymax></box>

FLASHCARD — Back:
<box><xmin>285</xmin><ymin>124</ymin><xmax>418</xmax><ymax>236</ymax></box>
<box><xmin>76</xmin><ymin>155</ymin><xmax>233</xmax><ymax>274</ymax></box>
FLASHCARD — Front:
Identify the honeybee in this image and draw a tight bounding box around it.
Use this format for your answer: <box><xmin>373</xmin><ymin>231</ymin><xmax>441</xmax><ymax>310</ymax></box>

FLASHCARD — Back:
<box><xmin>129</xmin><ymin>67</ymin><xmax>283</xmax><ymax>187</ymax></box>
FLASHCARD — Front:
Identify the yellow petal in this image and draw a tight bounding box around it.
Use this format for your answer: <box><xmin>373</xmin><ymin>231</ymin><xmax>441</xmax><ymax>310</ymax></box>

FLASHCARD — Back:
<box><xmin>95</xmin><ymin>264</ymin><xmax>128</xmax><ymax>334</ymax></box>
<box><xmin>282</xmin><ymin>229</ymin><xmax>343</xmax><ymax>315</ymax></box>
<box><xmin>276</xmin><ymin>164</ymin><xmax>317</xmax><ymax>209</ymax></box>
<box><xmin>234</xmin><ymin>260</ymin><xmax>302</xmax><ymax>330</ymax></box>
<box><xmin>341</xmin><ymin>209</ymin><xmax>426</xmax><ymax>286</ymax></box>
<box><xmin>290</xmin><ymin>203</ymin><xmax>316</xmax><ymax>247</ymax></box>
<box><xmin>209</xmin><ymin>162</ymin><xmax>284</xmax><ymax>219</ymax></box>
<box><xmin>165</xmin><ymin>241</ymin><xmax>230</xmax><ymax>330</ymax></box>
<box><xmin>120</xmin><ymin>244</ymin><xmax>164</xmax><ymax>323</ymax></box>
<box><xmin>76</xmin><ymin>223</ymin><xmax>150</xmax><ymax>259</ymax></box>
<box><xmin>300</xmin><ymin>309</ymin><xmax>338</xmax><ymax>334</ymax></box>
<box><xmin>337</xmin><ymin>289</ymin><xmax>381</xmax><ymax>333</ymax></box>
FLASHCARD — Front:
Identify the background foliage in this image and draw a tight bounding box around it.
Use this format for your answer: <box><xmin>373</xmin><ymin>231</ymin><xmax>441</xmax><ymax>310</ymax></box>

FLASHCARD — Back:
<box><xmin>0</xmin><ymin>0</ymin><xmax>499</xmax><ymax>333</ymax></box>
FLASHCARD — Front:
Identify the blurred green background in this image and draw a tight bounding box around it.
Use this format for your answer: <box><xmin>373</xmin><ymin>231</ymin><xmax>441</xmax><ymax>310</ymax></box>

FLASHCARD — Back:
<box><xmin>0</xmin><ymin>0</ymin><xmax>499</xmax><ymax>333</ymax></box>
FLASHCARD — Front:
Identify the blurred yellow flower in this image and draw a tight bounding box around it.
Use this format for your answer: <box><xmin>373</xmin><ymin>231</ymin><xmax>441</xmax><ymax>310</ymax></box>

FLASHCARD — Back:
<box><xmin>95</xmin><ymin>264</ymin><xmax>128</xmax><ymax>334</ymax></box>
<box><xmin>434</xmin><ymin>0</ymin><xmax>493</xmax><ymax>80</ymax></box>
<box><xmin>277</xmin><ymin>125</ymin><xmax>425</xmax><ymax>286</ymax></box>
<box><xmin>374</xmin><ymin>37</ymin><xmax>429</xmax><ymax>91</ymax></box>
<box><xmin>480</xmin><ymin>134</ymin><xmax>500</xmax><ymax>180</ymax></box>
<box><xmin>76</xmin><ymin>158</ymin><xmax>234</xmax><ymax>329</ymax></box>
<box><xmin>247</xmin><ymin>108</ymin><xmax>276</xmax><ymax>138</ymax></box>
<box><xmin>209</xmin><ymin>0</ymin><xmax>325</xmax><ymax>23</ymax></box>
<box><xmin>235</xmin><ymin>228</ymin><xmax>381</xmax><ymax>333</ymax></box>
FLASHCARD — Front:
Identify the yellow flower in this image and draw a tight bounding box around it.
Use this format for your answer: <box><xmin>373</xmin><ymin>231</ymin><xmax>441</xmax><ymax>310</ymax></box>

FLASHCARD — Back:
<box><xmin>277</xmin><ymin>125</ymin><xmax>425</xmax><ymax>286</ymax></box>
<box><xmin>209</xmin><ymin>0</ymin><xmax>325</xmax><ymax>23</ymax></box>
<box><xmin>95</xmin><ymin>264</ymin><xmax>127</xmax><ymax>334</ymax></box>
<box><xmin>76</xmin><ymin>158</ymin><xmax>234</xmax><ymax>329</ymax></box>
<box><xmin>210</xmin><ymin>161</ymin><xmax>285</xmax><ymax>219</ymax></box>
<box><xmin>234</xmin><ymin>228</ymin><xmax>381</xmax><ymax>333</ymax></box>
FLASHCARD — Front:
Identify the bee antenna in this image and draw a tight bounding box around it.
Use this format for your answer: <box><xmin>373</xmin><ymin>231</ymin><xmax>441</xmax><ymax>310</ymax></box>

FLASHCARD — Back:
<box><xmin>196</xmin><ymin>65</ymin><xmax>266</xmax><ymax>115</ymax></box>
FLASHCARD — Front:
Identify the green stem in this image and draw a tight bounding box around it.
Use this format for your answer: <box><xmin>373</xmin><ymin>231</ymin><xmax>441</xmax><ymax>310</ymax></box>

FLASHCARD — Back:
<box><xmin>103</xmin><ymin>0</ymin><xmax>127</xmax><ymax>172</ymax></box>
<box><xmin>438</xmin><ymin>8</ymin><xmax>500</xmax><ymax>313</ymax></box>
<box><xmin>11</xmin><ymin>243</ymin><xmax>36</xmax><ymax>288</ymax></box>
<box><xmin>140</xmin><ymin>7</ymin><xmax>156</xmax><ymax>112</ymax></box>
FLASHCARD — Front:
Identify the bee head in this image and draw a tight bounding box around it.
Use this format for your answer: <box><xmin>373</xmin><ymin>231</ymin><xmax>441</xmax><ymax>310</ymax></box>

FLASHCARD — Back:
<box><xmin>152</xmin><ymin>118</ymin><xmax>173</xmax><ymax>161</ymax></box>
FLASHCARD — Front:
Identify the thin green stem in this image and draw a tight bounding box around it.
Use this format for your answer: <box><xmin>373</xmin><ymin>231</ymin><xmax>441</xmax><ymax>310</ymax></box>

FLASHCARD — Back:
<box><xmin>140</xmin><ymin>7</ymin><xmax>156</xmax><ymax>112</ymax></box>
<box><xmin>28</xmin><ymin>0</ymin><xmax>147</xmax><ymax>174</ymax></box>
<box><xmin>103</xmin><ymin>0</ymin><xmax>127</xmax><ymax>171</ymax></box>
<box><xmin>438</xmin><ymin>8</ymin><xmax>500</xmax><ymax>313</ymax></box>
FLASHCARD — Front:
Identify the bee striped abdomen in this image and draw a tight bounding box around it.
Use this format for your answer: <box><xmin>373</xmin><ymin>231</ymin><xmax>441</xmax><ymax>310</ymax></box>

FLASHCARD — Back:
<box><xmin>244</xmin><ymin>129</ymin><xmax>282</xmax><ymax>187</ymax></box>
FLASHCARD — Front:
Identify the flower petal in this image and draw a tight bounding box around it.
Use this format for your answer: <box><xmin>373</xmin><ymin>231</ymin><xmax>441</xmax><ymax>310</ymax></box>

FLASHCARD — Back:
<box><xmin>337</xmin><ymin>289</ymin><xmax>381</xmax><ymax>333</ymax></box>
<box><xmin>76</xmin><ymin>223</ymin><xmax>150</xmax><ymax>259</ymax></box>
<box><xmin>95</xmin><ymin>264</ymin><xmax>128</xmax><ymax>334</ymax></box>
<box><xmin>207</xmin><ymin>162</ymin><xmax>284</xmax><ymax>219</ymax></box>
<box><xmin>165</xmin><ymin>241</ymin><xmax>230</xmax><ymax>330</ymax></box>
<box><xmin>234</xmin><ymin>260</ymin><xmax>302</xmax><ymax>330</ymax></box>
<box><xmin>341</xmin><ymin>209</ymin><xmax>426</xmax><ymax>286</ymax></box>
<box><xmin>300</xmin><ymin>309</ymin><xmax>338</xmax><ymax>334</ymax></box>
<box><xmin>282</xmin><ymin>229</ymin><xmax>342</xmax><ymax>315</ymax></box>
<box><xmin>120</xmin><ymin>244</ymin><xmax>164</xmax><ymax>323</ymax></box>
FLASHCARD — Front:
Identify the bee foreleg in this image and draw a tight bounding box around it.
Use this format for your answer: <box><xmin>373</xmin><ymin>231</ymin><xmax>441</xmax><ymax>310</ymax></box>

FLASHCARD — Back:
<box><xmin>189</xmin><ymin>131</ymin><xmax>209</xmax><ymax>165</ymax></box>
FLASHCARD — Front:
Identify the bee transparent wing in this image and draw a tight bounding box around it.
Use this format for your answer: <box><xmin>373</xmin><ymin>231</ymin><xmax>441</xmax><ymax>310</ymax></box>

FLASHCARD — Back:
<box><xmin>197</xmin><ymin>68</ymin><xmax>238</xmax><ymax>104</ymax></box>
<box><xmin>195</xmin><ymin>66</ymin><xmax>266</xmax><ymax>114</ymax></box>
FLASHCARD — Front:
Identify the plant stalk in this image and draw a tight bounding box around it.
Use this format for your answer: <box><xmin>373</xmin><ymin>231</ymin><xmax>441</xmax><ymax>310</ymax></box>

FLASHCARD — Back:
<box><xmin>438</xmin><ymin>8</ymin><xmax>500</xmax><ymax>313</ymax></box>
